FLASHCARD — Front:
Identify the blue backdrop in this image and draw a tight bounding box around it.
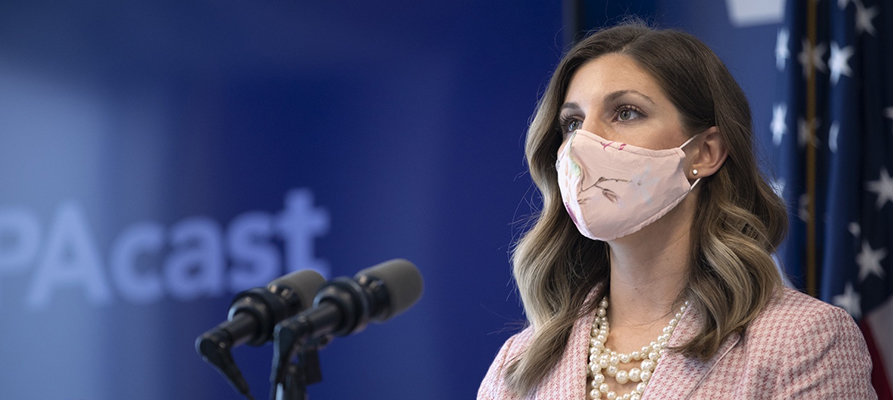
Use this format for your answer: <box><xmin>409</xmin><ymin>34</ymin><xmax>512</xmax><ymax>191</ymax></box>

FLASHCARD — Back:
<box><xmin>0</xmin><ymin>1</ymin><xmax>784</xmax><ymax>399</ymax></box>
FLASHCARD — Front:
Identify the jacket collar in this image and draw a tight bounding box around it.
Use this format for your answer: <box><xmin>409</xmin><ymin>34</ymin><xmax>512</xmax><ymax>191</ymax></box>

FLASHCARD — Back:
<box><xmin>641</xmin><ymin>304</ymin><xmax>741</xmax><ymax>400</ymax></box>
<box><xmin>532</xmin><ymin>290</ymin><xmax>741</xmax><ymax>400</ymax></box>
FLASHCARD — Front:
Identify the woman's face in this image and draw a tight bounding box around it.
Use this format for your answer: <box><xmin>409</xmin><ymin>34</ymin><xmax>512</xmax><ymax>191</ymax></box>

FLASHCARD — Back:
<box><xmin>558</xmin><ymin>53</ymin><xmax>689</xmax><ymax>151</ymax></box>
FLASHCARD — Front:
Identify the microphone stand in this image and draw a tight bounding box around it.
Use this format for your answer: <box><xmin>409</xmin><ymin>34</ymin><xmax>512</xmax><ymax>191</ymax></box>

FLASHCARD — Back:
<box><xmin>270</xmin><ymin>311</ymin><xmax>337</xmax><ymax>400</ymax></box>
<box><xmin>270</xmin><ymin>276</ymin><xmax>379</xmax><ymax>400</ymax></box>
<box><xmin>274</xmin><ymin>344</ymin><xmax>323</xmax><ymax>400</ymax></box>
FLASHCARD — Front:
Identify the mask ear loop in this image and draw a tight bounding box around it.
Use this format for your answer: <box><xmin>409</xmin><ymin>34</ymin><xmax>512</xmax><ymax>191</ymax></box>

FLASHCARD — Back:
<box><xmin>680</xmin><ymin>134</ymin><xmax>701</xmax><ymax>190</ymax></box>
<box><xmin>679</xmin><ymin>133</ymin><xmax>700</xmax><ymax>150</ymax></box>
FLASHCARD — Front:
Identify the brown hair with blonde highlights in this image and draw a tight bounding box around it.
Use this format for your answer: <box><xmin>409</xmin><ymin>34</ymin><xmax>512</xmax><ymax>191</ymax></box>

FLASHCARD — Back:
<box><xmin>504</xmin><ymin>22</ymin><xmax>787</xmax><ymax>396</ymax></box>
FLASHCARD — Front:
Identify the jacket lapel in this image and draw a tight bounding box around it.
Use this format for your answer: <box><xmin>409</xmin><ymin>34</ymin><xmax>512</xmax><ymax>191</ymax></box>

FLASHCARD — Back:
<box><xmin>642</xmin><ymin>305</ymin><xmax>741</xmax><ymax>400</ymax></box>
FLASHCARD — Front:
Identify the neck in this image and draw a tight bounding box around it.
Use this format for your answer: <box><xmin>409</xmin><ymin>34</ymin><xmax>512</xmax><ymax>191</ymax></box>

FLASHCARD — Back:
<box><xmin>605</xmin><ymin>193</ymin><xmax>696</xmax><ymax>328</ymax></box>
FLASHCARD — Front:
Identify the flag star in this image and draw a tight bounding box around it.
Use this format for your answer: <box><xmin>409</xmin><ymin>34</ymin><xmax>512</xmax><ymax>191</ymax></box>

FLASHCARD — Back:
<box><xmin>838</xmin><ymin>0</ymin><xmax>849</xmax><ymax>9</ymax></box>
<box><xmin>775</xmin><ymin>29</ymin><xmax>790</xmax><ymax>71</ymax></box>
<box><xmin>829</xmin><ymin>42</ymin><xmax>854</xmax><ymax>85</ymax></box>
<box><xmin>866</xmin><ymin>167</ymin><xmax>893</xmax><ymax>209</ymax></box>
<box><xmin>798</xmin><ymin>193</ymin><xmax>810</xmax><ymax>222</ymax></box>
<box><xmin>769</xmin><ymin>178</ymin><xmax>785</xmax><ymax>198</ymax></box>
<box><xmin>798</xmin><ymin>39</ymin><xmax>827</xmax><ymax>78</ymax></box>
<box><xmin>855</xmin><ymin>0</ymin><xmax>878</xmax><ymax>36</ymax></box>
<box><xmin>770</xmin><ymin>104</ymin><xmax>788</xmax><ymax>146</ymax></box>
<box><xmin>829</xmin><ymin>121</ymin><xmax>840</xmax><ymax>152</ymax></box>
<box><xmin>798</xmin><ymin>117</ymin><xmax>820</xmax><ymax>148</ymax></box>
<box><xmin>833</xmin><ymin>282</ymin><xmax>862</xmax><ymax>318</ymax></box>
<box><xmin>856</xmin><ymin>240</ymin><xmax>887</xmax><ymax>281</ymax></box>
<box><xmin>848</xmin><ymin>222</ymin><xmax>861</xmax><ymax>237</ymax></box>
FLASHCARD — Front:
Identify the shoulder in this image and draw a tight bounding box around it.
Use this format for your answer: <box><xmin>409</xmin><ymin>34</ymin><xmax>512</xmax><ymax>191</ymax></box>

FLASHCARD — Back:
<box><xmin>489</xmin><ymin>326</ymin><xmax>537</xmax><ymax>372</ymax></box>
<box><xmin>743</xmin><ymin>287</ymin><xmax>875</xmax><ymax>398</ymax></box>
<box><xmin>749</xmin><ymin>286</ymin><xmax>859</xmax><ymax>338</ymax></box>
<box><xmin>478</xmin><ymin>327</ymin><xmax>534</xmax><ymax>400</ymax></box>
<box><xmin>746</xmin><ymin>286</ymin><xmax>866</xmax><ymax>353</ymax></box>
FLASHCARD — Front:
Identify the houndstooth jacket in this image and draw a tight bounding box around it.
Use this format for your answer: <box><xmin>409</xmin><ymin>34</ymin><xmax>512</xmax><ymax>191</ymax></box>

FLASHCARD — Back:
<box><xmin>478</xmin><ymin>287</ymin><xmax>876</xmax><ymax>400</ymax></box>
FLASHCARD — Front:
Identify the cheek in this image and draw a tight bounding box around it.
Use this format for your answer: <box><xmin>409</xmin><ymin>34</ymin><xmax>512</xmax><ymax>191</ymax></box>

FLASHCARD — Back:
<box><xmin>643</xmin><ymin>122</ymin><xmax>689</xmax><ymax>150</ymax></box>
<box><xmin>611</xmin><ymin>123</ymin><xmax>683</xmax><ymax>151</ymax></box>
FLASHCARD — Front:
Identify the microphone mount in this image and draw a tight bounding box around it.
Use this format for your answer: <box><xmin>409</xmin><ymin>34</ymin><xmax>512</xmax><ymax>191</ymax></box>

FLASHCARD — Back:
<box><xmin>270</xmin><ymin>276</ymin><xmax>384</xmax><ymax>400</ymax></box>
<box><xmin>197</xmin><ymin>274</ymin><xmax>319</xmax><ymax>400</ymax></box>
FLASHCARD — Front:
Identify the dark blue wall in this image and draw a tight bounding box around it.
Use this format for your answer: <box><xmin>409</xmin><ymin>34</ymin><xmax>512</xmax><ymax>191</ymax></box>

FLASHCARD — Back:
<box><xmin>0</xmin><ymin>1</ymin><xmax>781</xmax><ymax>399</ymax></box>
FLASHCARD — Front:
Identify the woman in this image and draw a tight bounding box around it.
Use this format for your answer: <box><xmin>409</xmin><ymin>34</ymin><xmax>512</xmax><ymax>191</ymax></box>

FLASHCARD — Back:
<box><xmin>479</xmin><ymin>23</ymin><xmax>876</xmax><ymax>400</ymax></box>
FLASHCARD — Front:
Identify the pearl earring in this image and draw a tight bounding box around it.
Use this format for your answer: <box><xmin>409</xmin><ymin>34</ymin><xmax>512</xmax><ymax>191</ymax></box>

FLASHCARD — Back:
<box><xmin>692</xmin><ymin>169</ymin><xmax>699</xmax><ymax>176</ymax></box>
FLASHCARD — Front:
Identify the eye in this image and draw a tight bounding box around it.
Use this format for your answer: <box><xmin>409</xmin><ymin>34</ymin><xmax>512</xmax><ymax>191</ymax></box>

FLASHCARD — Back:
<box><xmin>614</xmin><ymin>105</ymin><xmax>645</xmax><ymax>122</ymax></box>
<box><xmin>559</xmin><ymin>117</ymin><xmax>583</xmax><ymax>133</ymax></box>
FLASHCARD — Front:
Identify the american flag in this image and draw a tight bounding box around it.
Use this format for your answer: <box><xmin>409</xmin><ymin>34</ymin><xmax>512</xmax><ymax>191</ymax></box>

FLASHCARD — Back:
<box><xmin>770</xmin><ymin>0</ymin><xmax>892</xmax><ymax>397</ymax></box>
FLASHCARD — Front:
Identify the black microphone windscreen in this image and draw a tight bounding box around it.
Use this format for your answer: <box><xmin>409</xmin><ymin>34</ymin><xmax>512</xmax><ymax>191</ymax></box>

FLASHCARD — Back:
<box><xmin>355</xmin><ymin>259</ymin><xmax>423</xmax><ymax>319</ymax></box>
<box><xmin>268</xmin><ymin>269</ymin><xmax>326</xmax><ymax>310</ymax></box>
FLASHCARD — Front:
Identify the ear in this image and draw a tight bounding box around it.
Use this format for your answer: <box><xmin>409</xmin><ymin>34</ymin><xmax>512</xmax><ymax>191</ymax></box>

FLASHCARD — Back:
<box><xmin>685</xmin><ymin>126</ymin><xmax>728</xmax><ymax>180</ymax></box>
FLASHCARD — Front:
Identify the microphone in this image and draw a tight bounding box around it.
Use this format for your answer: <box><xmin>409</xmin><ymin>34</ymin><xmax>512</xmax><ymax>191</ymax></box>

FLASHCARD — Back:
<box><xmin>270</xmin><ymin>259</ymin><xmax>424</xmax><ymax>387</ymax></box>
<box><xmin>196</xmin><ymin>269</ymin><xmax>325</xmax><ymax>400</ymax></box>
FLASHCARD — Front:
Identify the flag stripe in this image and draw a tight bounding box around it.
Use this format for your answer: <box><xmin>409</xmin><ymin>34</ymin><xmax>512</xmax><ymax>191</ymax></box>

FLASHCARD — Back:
<box><xmin>868</xmin><ymin>297</ymin><xmax>893</xmax><ymax>395</ymax></box>
<box><xmin>860</xmin><ymin>320</ymin><xmax>893</xmax><ymax>400</ymax></box>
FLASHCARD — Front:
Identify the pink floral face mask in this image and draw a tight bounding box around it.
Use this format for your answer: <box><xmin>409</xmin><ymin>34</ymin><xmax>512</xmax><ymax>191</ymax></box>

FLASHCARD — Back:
<box><xmin>555</xmin><ymin>129</ymin><xmax>700</xmax><ymax>241</ymax></box>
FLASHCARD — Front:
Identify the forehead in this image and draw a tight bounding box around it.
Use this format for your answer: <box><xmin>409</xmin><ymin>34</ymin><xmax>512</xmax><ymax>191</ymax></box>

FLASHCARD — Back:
<box><xmin>564</xmin><ymin>53</ymin><xmax>667</xmax><ymax>104</ymax></box>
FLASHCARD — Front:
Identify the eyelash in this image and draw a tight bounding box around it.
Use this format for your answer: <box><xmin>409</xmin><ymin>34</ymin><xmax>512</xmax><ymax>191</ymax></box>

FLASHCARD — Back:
<box><xmin>612</xmin><ymin>104</ymin><xmax>646</xmax><ymax>122</ymax></box>
<box><xmin>557</xmin><ymin>104</ymin><xmax>646</xmax><ymax>133</ymax></box>
<box><xmin>558</xmin><ymin>115</ymin><xmax>582</xmax><ymax>133</ymax></box>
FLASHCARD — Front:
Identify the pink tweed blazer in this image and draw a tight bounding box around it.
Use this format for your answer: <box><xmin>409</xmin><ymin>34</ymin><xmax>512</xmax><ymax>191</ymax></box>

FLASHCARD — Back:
<box><xmin>479</xmin><ymin>287</ymin><xmax>876</xmax><ymax>399</ymax></box>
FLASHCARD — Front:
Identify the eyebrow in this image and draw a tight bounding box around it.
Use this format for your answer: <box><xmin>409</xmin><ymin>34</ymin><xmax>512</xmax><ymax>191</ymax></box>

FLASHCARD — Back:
<box><xmin>559</xmin><ymin>102</ymin><xmax>582</xmax><ymax>114</ymax></box>
<box><xmin>560</xmin><ymin>89</ymin><xmax>656</xmax><ymax>113</ymax></box>
<box><xmin>605</xmin><ymin>89</ymin><xmax>656</xmax><ymax>105</ymax></box>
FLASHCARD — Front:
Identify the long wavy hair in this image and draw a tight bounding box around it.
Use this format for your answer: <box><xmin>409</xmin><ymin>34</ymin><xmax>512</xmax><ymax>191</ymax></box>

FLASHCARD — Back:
<box><xmin>504</xmin><ymin>23</ymin><xmax>788</xmax><ymax>396</ymax></box>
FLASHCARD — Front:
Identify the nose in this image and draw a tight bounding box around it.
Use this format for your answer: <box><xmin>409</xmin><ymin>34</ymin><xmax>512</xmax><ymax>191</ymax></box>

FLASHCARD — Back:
<box><xmin>579</xmin><ymin>119</ymin><xmax>615</xmax><ymax>141</ymax></box>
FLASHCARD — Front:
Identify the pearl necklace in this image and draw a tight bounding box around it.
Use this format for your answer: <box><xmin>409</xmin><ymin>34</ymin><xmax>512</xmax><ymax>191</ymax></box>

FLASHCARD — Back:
<box><xmin>587</xmin><ymin>297</ymin><xmax>688</xmax><ymax>400</ymax></box>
